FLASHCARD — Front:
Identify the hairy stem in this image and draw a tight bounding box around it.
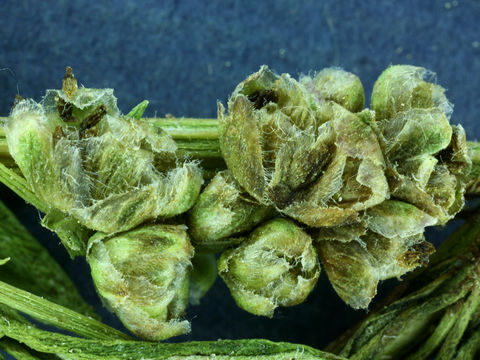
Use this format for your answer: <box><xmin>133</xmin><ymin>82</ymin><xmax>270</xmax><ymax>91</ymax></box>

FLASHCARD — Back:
<box><xmin>2</xmin><ymin>117</ymin><xmax>480</xmax><ymax>191</ymax></box>
<box><xmin>0</xmin><ymin>116</ymin><xmax>223</xmax><ymax>168</ymax></box>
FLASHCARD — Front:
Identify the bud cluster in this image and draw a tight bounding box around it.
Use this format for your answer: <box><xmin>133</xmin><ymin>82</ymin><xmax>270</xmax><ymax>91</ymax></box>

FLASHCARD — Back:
<box><xmin>2</xmin><ymin>65</ymin><xmax>474</xmax><ymax>341</ymax></box>
<box><xmin>4</xmin><ymin>69</ymin><xmax>202</xmax><ymax>340</ymax></box>
<box><xmin>190</xmin><ymin>65</ymin><xmax>471</xmax><ymax>310</ymax></box>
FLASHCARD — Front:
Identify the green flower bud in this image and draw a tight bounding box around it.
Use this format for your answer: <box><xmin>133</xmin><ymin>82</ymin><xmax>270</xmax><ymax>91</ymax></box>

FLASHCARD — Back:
<box><xmin>330</xmin><ymin>210</ymin><xmax>480</xmax><ymax>360</ymax></box>
<box><xmin>219</xmin><ymin>66</ymin><xmax>388</xmax><ymax>228</ymax></box>
<box><xmin>188</xmin><ymin>170</ymin><xmax>274</xmax><ymax>252</ymax></box>
<box><xmin>371</xmin><ymin>65</ymin><xmax>471</xmax><ymax>224</ymax></box>
<box><xmin>315</xmin><ymin>66</ymin><xmax>472</xmax><ymax>308</ymax></box>
<box><xmin>218</xmin><ymin>218</ymin><xmax>320</xmax><ymax>317</ymax></box>
<box><xmin>86</xmin><ymin>224</ymin><xmax>194</xmax><ymax>340</ymax></box>
<box><xmin>302</xmin><ymin>67</ymin><xmax>365</xmax><ymax>113</ymax></box>
<box><xmin>371</xmin><ymin>64</ymin><xmax>452</xmax><ymax>120</ymax></box>
<box><xmin>316</xmin><ymin>200</ymin><xmax>436</xmax><ymax>309</ymax></box>
<box><xmin>383</xmin><ymin>108</ymin><xmax>452</xmax><ymax>160</ymax></box>
<box><xmin>4</xmin><ymin>69</ymin><xmax>202</xmax><ymax>235</ymax></box>
<box><xmin>5</xmin><ymin>99</ymin><xmax>89</xmax><ymax>212</ymax></box>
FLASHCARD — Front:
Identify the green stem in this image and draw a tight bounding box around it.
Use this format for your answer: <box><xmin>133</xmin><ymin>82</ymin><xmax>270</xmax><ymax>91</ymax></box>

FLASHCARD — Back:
<box><xmin>0</xmin><ymin>117</ymin><xmax>224</xmax><ymax>169</ymax></box>
<box><xmin>0</xmin><ymin>337</ymin><xmax>59</xmax><ymax>360</ymax></box>
<box><xmin>3</xmin><ymin>118</ymin><xmax>480</xmax><ymax>188</ymax></box>
<box><xmin>455</xmin><ymin>328</ymin><xmax>480</xmax><ymax>359</ymax></box>
<box><xmin>0</xmin><ymin>201</ymin><xmax>95</xmax><ymax>316</ymax></box>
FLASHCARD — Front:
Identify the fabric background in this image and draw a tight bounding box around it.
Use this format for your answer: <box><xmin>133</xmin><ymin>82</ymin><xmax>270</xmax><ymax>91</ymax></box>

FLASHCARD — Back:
<box><xmin>0</xmin><ymin>0</ymin><xmax>479</xmax><ymax>350</ymax></box>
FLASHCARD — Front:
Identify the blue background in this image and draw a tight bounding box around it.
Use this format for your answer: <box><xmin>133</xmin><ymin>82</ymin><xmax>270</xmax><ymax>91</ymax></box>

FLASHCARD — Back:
<box><xmin>0</xmin><ymin>0</ymin><xmax>479</xmax><ymax>352</ymax></box>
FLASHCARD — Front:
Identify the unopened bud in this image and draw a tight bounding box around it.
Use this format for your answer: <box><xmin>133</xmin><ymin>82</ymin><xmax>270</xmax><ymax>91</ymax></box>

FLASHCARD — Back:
<box><xmin>302</xmin><ymin>67</ymin><xmax>365</xmax><ymax>112</ymax></box>
<box><xmin>4</xmin><ymin>68</ymin><xmax>202</xmax><ymax>235</ymax></box>
<box><xmin>188</xmin><ymin>170</ymin><xmax>274</xmax><ymax>252</ymax></box>
<box><xmin>218</xmin><ymin>218</ymin><xmax>320</xmax><ymax>317</ymax></box>
<box><xmin>87</xmin><ymin>224</ymin><xmax>194</xmax><ymax>340</ymax></box>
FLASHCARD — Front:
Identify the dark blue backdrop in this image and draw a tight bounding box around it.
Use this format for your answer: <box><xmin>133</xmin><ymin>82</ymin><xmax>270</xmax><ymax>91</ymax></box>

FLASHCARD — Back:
<box><xmin>0</xmin><ymin>0</ymin><xmax>479</xmax><ymax>351</ymax></box>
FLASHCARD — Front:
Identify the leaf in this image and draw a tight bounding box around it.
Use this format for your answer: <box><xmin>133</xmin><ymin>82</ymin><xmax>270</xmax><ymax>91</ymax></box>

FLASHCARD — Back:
<box><xmin>126</xmin><ymin>100</ymin><xmax>149</xmax><ymax>119</ymax></box>
<box><xmin>0</xmin><ymin>280</ymin><xmax>129</xmax><ymax>341</ymax></box>
<box><xmin>0</xmin><ymin>337</ymin><xmax>60</xmax><ymax>360</ymax></box>
<box><xmin>0</xmin><ymin>306</ymin><xmax>344</xmax><ymax>360</ymax></box>
<box><xmin>41</xmin><ymin>209</ymin><xmax>90</xmax><ymax>258</ymax></box>
<box><xmin>0</xmin><ymin>201</ymin><xmax>93</xmax><ymax>316</ymax></box>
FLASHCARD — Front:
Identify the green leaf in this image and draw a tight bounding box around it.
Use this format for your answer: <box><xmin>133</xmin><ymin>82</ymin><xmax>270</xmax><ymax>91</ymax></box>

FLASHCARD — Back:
<box><xmin>0</xmin><ymin>280</ymin><xmax>129</xmax><ymax>340</ymax></box>
<box><xmin>0</xmin><ymin>201</ymin><xmax>93</xmax><ymax>316</ymax></box>
<box><xmin>126</xmin><ymin>100</ymin><xmax>149</xmax><ymax>119</ymax></box>
<box><xmin>0</xmin><ymin>337</ymin><xmax>59</xmax><ymax>360</ymax></box>
<box><xmin>41</xmin><ymin>209</ymin><xmax>90</xmax><ymax>258</ymax></box>
<box><xmin>0</xmin><ymin>306</ymin><xmax>344</xmax><ymax>360</ymax></box>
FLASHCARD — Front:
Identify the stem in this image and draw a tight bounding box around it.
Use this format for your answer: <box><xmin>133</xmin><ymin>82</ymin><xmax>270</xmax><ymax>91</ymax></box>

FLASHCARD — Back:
<box><xmin>3</xmin><ymin>117</ymin><xmax>480</xmax><ymax>189</ymax></box>
<box><xmin>0</xmin><ymin>337</ymin><xmax>60</xmax><ymax>360</ymax></box>
<box><xmin>0</xmin><ymin>305</ymin><xmax>344</xmax><ymax>360</ymax></box>
<box><xmin>0</xmin><ymin>116</ymin><xmax>224</xmax><ymax>168</ymax></box>
<box><xmin>0</xmin><ymin>201</ymin><xmax>95</xmax><ymax>316</ymax></box>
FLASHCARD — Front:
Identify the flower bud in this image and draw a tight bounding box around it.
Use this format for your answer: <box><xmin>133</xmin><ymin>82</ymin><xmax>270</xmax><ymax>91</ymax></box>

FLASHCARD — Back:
<box><xmin>219</xmin><ymin>66</ymin><xmax>388</xmax><ymax>228</ymax></box>
<box><xmin>188</xmin><ymin>170</ymin><xmax>274</xmax><ymax>252</ymax></box>
<box><xmin>5</xmin><ymin>99</ymin><xmax>89</xmax><ymax>212</ymax></box>
<box><xmin>330</xmin><ymin>210</ymin><xmax>480</xmax><ymax>360</ymax></box>
<box><xmin>371</xmin><ymin>64</ymin><xmax>453</xmax><ymax>120</ymax></box>
<box><xmin>316</xmin><ymin>200</ymin><xmax>436</xmax><ymax>309</ymax></box>
<box><xmin>217</xmin><ymin>64</ymin><xmax>473</xmax><ymax>310</ymax></box>
<box><xmin>302</xmin><ymin>67</ymin><xmax>365</xmax><ymax>113</ymax></box>
<box><xmin>86</xmin><ymin>224</ymin><xmax>194</xmax><ymax>340</ymax></box>
<box><xmin>371</xmin><ymin>65</ymin><xmax>471</xmax><ymax>225</ymax></box>
<box><xmin>317</xmin><ymin>234</ymin><xmax>434</xmax><ymax>310</ymax></box>
<box><xmin>218</xmin><ymin>218</ymin><xmax>320</xmax><ymax>317</ymax></box>
<box><xmin>4</xmin><ymin>69</ymin><xmax>202</xmax><ymax>235</ymax></box>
